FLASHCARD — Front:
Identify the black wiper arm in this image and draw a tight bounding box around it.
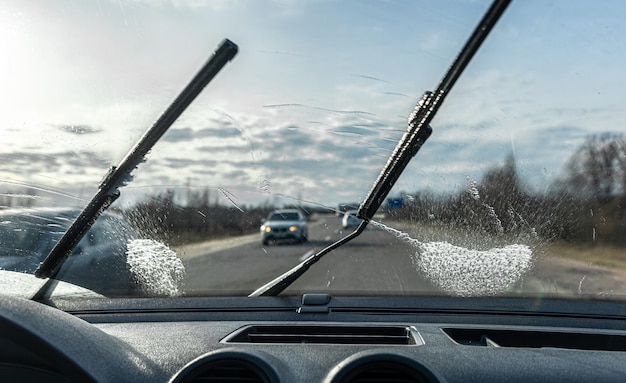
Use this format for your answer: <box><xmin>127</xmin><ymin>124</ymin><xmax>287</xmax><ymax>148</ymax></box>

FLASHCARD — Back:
<box><xmin>34</xmin><ymin>39</ymin><xmax>238</xmax><ymax>280</ymax></box>
<box><xmin>249</xmin><ymin>0</ymin><xmax>511</xmax><ymax>297</ymax></box>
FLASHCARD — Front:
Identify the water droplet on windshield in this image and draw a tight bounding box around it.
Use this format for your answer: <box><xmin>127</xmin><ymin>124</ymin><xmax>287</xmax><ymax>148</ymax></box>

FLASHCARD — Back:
<box><xmin>592</xmin><ymin>227</ymin><xmax>596</xmax><ymax>243</ymax></box>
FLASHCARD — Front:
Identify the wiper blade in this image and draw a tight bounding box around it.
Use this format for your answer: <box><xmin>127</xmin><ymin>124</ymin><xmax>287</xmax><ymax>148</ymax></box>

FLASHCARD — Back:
<box><xmin>249</xmin><ymin>0</ymin><xmax>511</xmax><ymax>297</ymax></box>
<box><xmin>34</xmin><ymin>39</ymin><xmax>238</xmax><ymax>280</ymax></box>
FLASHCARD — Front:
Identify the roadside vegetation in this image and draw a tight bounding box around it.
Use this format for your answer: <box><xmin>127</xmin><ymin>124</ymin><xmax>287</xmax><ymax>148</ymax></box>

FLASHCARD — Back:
<box><xmin>126</xmin><ymin>191</ymin><xmax>273</xmax><ymax>246</ymax></box>
<box><xmin>386</xmin><ymin>133</ymin><xmax>626</xmax><ymax>247</ymax></box>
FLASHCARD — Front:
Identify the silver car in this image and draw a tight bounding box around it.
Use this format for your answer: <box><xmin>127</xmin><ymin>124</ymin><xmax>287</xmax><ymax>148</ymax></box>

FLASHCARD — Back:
<box><xmin>342</xmin><ymin>209</ymin><xmax>363</xmax><ymax>229</ymax></box>
<box><xmin>260</xmin><ymin>209</ymin><xmax>308</xmax><ymax>245</ymax></box>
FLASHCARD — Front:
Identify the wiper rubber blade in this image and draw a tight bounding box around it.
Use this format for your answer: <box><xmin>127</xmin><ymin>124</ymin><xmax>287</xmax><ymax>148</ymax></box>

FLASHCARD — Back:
<box><xmin>249</xmin><ymin>0</ymin><xmax>511</xmax><ymax>297</ymax></box>
<box><xmin>34</xmin><ymin>39</ymin><xmax>238</xmax><ymax>280</ymax></box>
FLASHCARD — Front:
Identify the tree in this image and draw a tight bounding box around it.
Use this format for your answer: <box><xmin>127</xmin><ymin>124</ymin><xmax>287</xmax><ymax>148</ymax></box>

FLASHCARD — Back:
<box><xmin>551</xmin><ymin>133</ymin><xmax>626</xmax><ymax>243</ymax></box>
<box><xmin>474</xmin><ymin>152</ymin><xmax>524</xmax><ymax>233</ymax></box>
<box><xmin>558</xmin><ymin>133</ymin><xmax>626</xmax><ymax>201</ymax></box>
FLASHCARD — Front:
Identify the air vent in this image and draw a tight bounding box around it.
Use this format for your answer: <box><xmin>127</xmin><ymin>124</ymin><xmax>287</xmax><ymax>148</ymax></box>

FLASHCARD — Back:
<box><xmin>175</xmin><ymin>358</ymin><xmax>271</xmax><ymax>383</ymax></box>
<box><xmin>224</xmin><ymin>325</ymin><xmax>423</xmax><ymax>345</ymax></box>
<box><xmin>443</xmin><ymin>328</ymin><xmax>626</xmax><ymax>351</ymax></box>
<box><xmin>339</xmin><ymin>361</ymin><xmax>432</xmax><ymax>383</ymax></box>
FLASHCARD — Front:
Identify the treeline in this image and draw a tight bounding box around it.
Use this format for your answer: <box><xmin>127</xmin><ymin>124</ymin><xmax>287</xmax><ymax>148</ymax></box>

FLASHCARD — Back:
<box><xmin>125</xmin><ymin>187</ymin><xmax>338</xmax><ymax>246</ymax></box>
<box><xmin>388</xmin><ymin>133</ymin><xmax>626</xmax><ymax>246</ymax></box>
<box><xmin>126</xmin><ymin>190</ymin><xmax>275</xmax><ymax>246</ymax></box>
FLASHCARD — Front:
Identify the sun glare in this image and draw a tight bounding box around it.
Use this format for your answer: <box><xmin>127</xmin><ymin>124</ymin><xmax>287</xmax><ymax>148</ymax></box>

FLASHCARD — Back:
<box><xmin>0</xmin><ymin>8</ymin><xmax>33</xmax><ymax>127</ymax></box>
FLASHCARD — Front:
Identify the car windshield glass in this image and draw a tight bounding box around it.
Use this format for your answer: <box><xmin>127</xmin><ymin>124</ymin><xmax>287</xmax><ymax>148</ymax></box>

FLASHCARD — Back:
<box><xmin>1</xmin><ymin>0</ymin><xmax>626</xmax><ymax>301</ymax></box>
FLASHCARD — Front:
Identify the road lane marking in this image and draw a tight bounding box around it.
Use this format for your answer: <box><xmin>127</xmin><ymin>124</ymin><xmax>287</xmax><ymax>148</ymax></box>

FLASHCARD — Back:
<box><xmin>299</xmin><ymin>250</ymin><xmax>315</xmax><ymax>261</ymax></box>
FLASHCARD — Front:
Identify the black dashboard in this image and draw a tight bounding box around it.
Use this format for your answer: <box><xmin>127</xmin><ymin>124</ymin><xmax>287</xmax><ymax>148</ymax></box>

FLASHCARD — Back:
<box><xmin>2</xmin><ymin>294</ymin><xmax>626</xmax><ymax>382</ymax></box>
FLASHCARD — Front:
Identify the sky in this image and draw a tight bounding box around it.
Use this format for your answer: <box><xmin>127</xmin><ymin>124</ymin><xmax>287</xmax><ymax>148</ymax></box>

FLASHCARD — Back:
<box><xmin>1</xmin><ymin>0</ymin><xmax>626</xmax><ymax>209</ymax></box>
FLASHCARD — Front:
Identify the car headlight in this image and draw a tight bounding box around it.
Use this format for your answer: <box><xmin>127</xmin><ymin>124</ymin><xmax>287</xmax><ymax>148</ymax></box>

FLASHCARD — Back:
<box><xmin>264</xmin><ymin>227</ymin><xmax>272</xmax><ymax>233</ymax></box>
<box><xmin>289</xmin><ymin>226</ymin><xmax>299</xmax><ymax>232</ymax></box>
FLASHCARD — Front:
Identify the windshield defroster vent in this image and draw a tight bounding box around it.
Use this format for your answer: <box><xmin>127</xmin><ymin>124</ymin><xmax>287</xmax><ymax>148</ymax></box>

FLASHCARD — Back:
<box><xmin>224</xmin><ymin>325</ymin><xmax>423</xmax><ymax>345</ymax></box>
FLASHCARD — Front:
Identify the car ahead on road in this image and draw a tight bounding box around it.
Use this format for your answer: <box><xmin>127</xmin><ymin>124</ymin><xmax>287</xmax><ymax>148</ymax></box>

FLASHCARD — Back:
<box><xmin>336</xmin><ymin>202</ymin><xmax>360</xmax><ymax>217</ymax></box>
<box><xmin>0</xmin><ymin>208</ymin><xmax>137</xmax><ymax>296</ymax></box>
<box><xmin>342</xmin><ymin>209</ymin><xmax>362</xmax><ymax>229</ymax></box>
<box><xmin>260</xmin><ymin>209</ymin><xmax>308</xmax><ymax>245</ymax></box>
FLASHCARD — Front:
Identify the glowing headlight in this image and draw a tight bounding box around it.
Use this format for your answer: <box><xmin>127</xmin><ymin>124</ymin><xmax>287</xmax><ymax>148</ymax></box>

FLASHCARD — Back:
<box><xmin>264</xmin><ymin>227</ymin><xmax>271</xmax><ymax>233</ymax></box>
<box><xmin>289</xmin><ymin>226</ymin><xmax>299</xmax><ymax>232</ymax></box>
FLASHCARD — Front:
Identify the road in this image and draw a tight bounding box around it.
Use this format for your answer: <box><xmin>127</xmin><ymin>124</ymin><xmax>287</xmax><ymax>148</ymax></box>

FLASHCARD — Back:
<box><xmin>179</xmin><ymin>214</ymin><xmax>436</xmax><ymax>296</ymax></box>
<box><xmin>178</xmin><ymin>214</ymin><xmax>626</xmax><ymax>297</ymax></box>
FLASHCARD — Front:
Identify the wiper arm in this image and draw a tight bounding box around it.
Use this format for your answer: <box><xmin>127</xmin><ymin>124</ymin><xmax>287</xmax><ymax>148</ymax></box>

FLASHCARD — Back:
<box><xmin>249</xmin><ymin>0</ymin><xmax>511</xmax><ymax>297</ymax></box>
<box><xmin>34</xmin><ymin>39</ymin><xmax>238</xmax><ymax>280</ymax></box>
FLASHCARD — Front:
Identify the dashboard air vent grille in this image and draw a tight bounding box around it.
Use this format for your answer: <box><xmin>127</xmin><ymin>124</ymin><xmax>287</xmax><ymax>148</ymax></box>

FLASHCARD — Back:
<box><xmin>443</xmin><ymin>328</ymin><xmax>626</xmax><ymax>351</ymax></box>
<box><xmin>182</xmin><ymin>359</ymin><xmax>270</xmax><ymax>383</ymax></box>
<box><xmin>224</xmin><ymin>325</ymin><xmax>422</xmax><ymax>345</ymax></box>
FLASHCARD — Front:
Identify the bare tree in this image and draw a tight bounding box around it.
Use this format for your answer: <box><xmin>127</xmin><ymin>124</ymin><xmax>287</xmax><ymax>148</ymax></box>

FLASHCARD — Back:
<box><xmin>559</xmin><ymin>133</ymin><xmax>626</xmax><ymax>201</ymax></box>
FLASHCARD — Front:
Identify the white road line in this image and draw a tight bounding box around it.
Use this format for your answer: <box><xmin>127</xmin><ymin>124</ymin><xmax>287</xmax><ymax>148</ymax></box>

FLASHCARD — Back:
<box><xmin>299</xmin><ymin>250</ymin><xmax>315</xmax><ymax>261</ymax></box>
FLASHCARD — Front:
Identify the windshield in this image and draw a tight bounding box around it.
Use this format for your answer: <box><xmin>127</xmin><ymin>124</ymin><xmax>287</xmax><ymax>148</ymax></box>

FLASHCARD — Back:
<box><xmin>1</xmin><ymin>0</ymin><xmax>625</xmax><ymax>300</ymax></box>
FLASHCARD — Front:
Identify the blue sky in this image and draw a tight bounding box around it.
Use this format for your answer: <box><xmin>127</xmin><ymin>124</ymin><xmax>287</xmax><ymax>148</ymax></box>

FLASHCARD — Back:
<box><xmin>1</xmin><ymin>0</ymin><xmax>626</xmax><ymax>208</ymax></box>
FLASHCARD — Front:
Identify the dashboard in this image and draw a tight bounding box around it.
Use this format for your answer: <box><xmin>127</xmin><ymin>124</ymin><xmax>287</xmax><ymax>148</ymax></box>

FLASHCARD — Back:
<box><xmin>2</xmin><ymin>294</ymin><xmax>626</xmax><ymax>382</ymax></box>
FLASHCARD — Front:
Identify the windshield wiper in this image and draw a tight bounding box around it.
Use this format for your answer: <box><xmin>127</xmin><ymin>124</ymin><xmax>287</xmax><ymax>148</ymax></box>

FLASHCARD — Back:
<box><xmin>249</xmin><ymin>0</ymin><xmax>512</xmax><ymax>297</ymax></box>
<box><xmin>34</xmin><ymin>39</ymin><xmax>238</xmax><ymax>283</ymax></box>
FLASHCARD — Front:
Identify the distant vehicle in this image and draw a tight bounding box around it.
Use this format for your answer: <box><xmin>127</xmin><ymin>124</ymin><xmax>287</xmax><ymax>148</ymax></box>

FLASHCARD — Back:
<box><xmin>342</xmin><ymin>210</ymin><xmax>363</xmax><ymax>229</ymax></box>
<box><xmin>0</xmin><ymin>208</ymin><xmax>137</xmax><ymax>295</ymax></box>
<box><xmin>260</xmin><ymin>209</ymin><xmax>308</xmax><ymax>245</ymax></box>
<box><xmin>336</xmin><ymin>202</ymin><xmax>360</xmax><ymax>216</ymax></box>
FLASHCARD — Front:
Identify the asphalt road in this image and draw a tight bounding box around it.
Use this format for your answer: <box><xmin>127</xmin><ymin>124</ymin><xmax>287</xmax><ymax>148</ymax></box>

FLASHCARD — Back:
<box><xmin>178</xmin><ymin>214</ymin><xmax>626</xmax><ymax>297</ymax></box>
<box><xmin>180</xmin><ymin>214</ymin><xmax>437</xmax><ymax>296</ymax></box>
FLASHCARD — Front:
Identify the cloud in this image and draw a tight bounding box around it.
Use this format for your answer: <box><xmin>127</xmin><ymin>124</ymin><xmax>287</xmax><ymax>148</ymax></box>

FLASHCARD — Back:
<box><xmin>330</xmin><ymin>124</ymin><xmax>383</xmax><ymax>137</ymax></box>
<box><xmin>161</xmin><ymin>125</ymin><xmax>242</xmax><ymax>143</ymax></box>
<box><xmin>0</xmin><ymin>151</ymin><xmax>109</xmax><ymax>173</ymax></box>
<box><xmin>126</xmin><ymin>113</ymin><xmax>401</xmax><ymax>203</ymax></box>
<box><xmin>196</xmin><ymin>126</ymin><xmax>241</xmax><ymax>139</ymax></box>
<box><xmin>222</xmin><ymin>169</ymin><xmax>249</xmax><ymax>180</ymax></box>
<box><xmin>58</xmin><ymin>124</ymin><xmax>102</xmax><ymax>135</ymax></box>
<box><xmin>164</xmin><ymin>157</ymin><xmax>209</xmax><ymax>167</ymax></box>
<box><xmin>196</xmin><ymin>145</ymin><xmax>251</xmax><ymax>154</ymax></box>
<box><xmin>161</xmin><ymin>127</ymin><xmax>194</xmax><ymax>143</ymax></box>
